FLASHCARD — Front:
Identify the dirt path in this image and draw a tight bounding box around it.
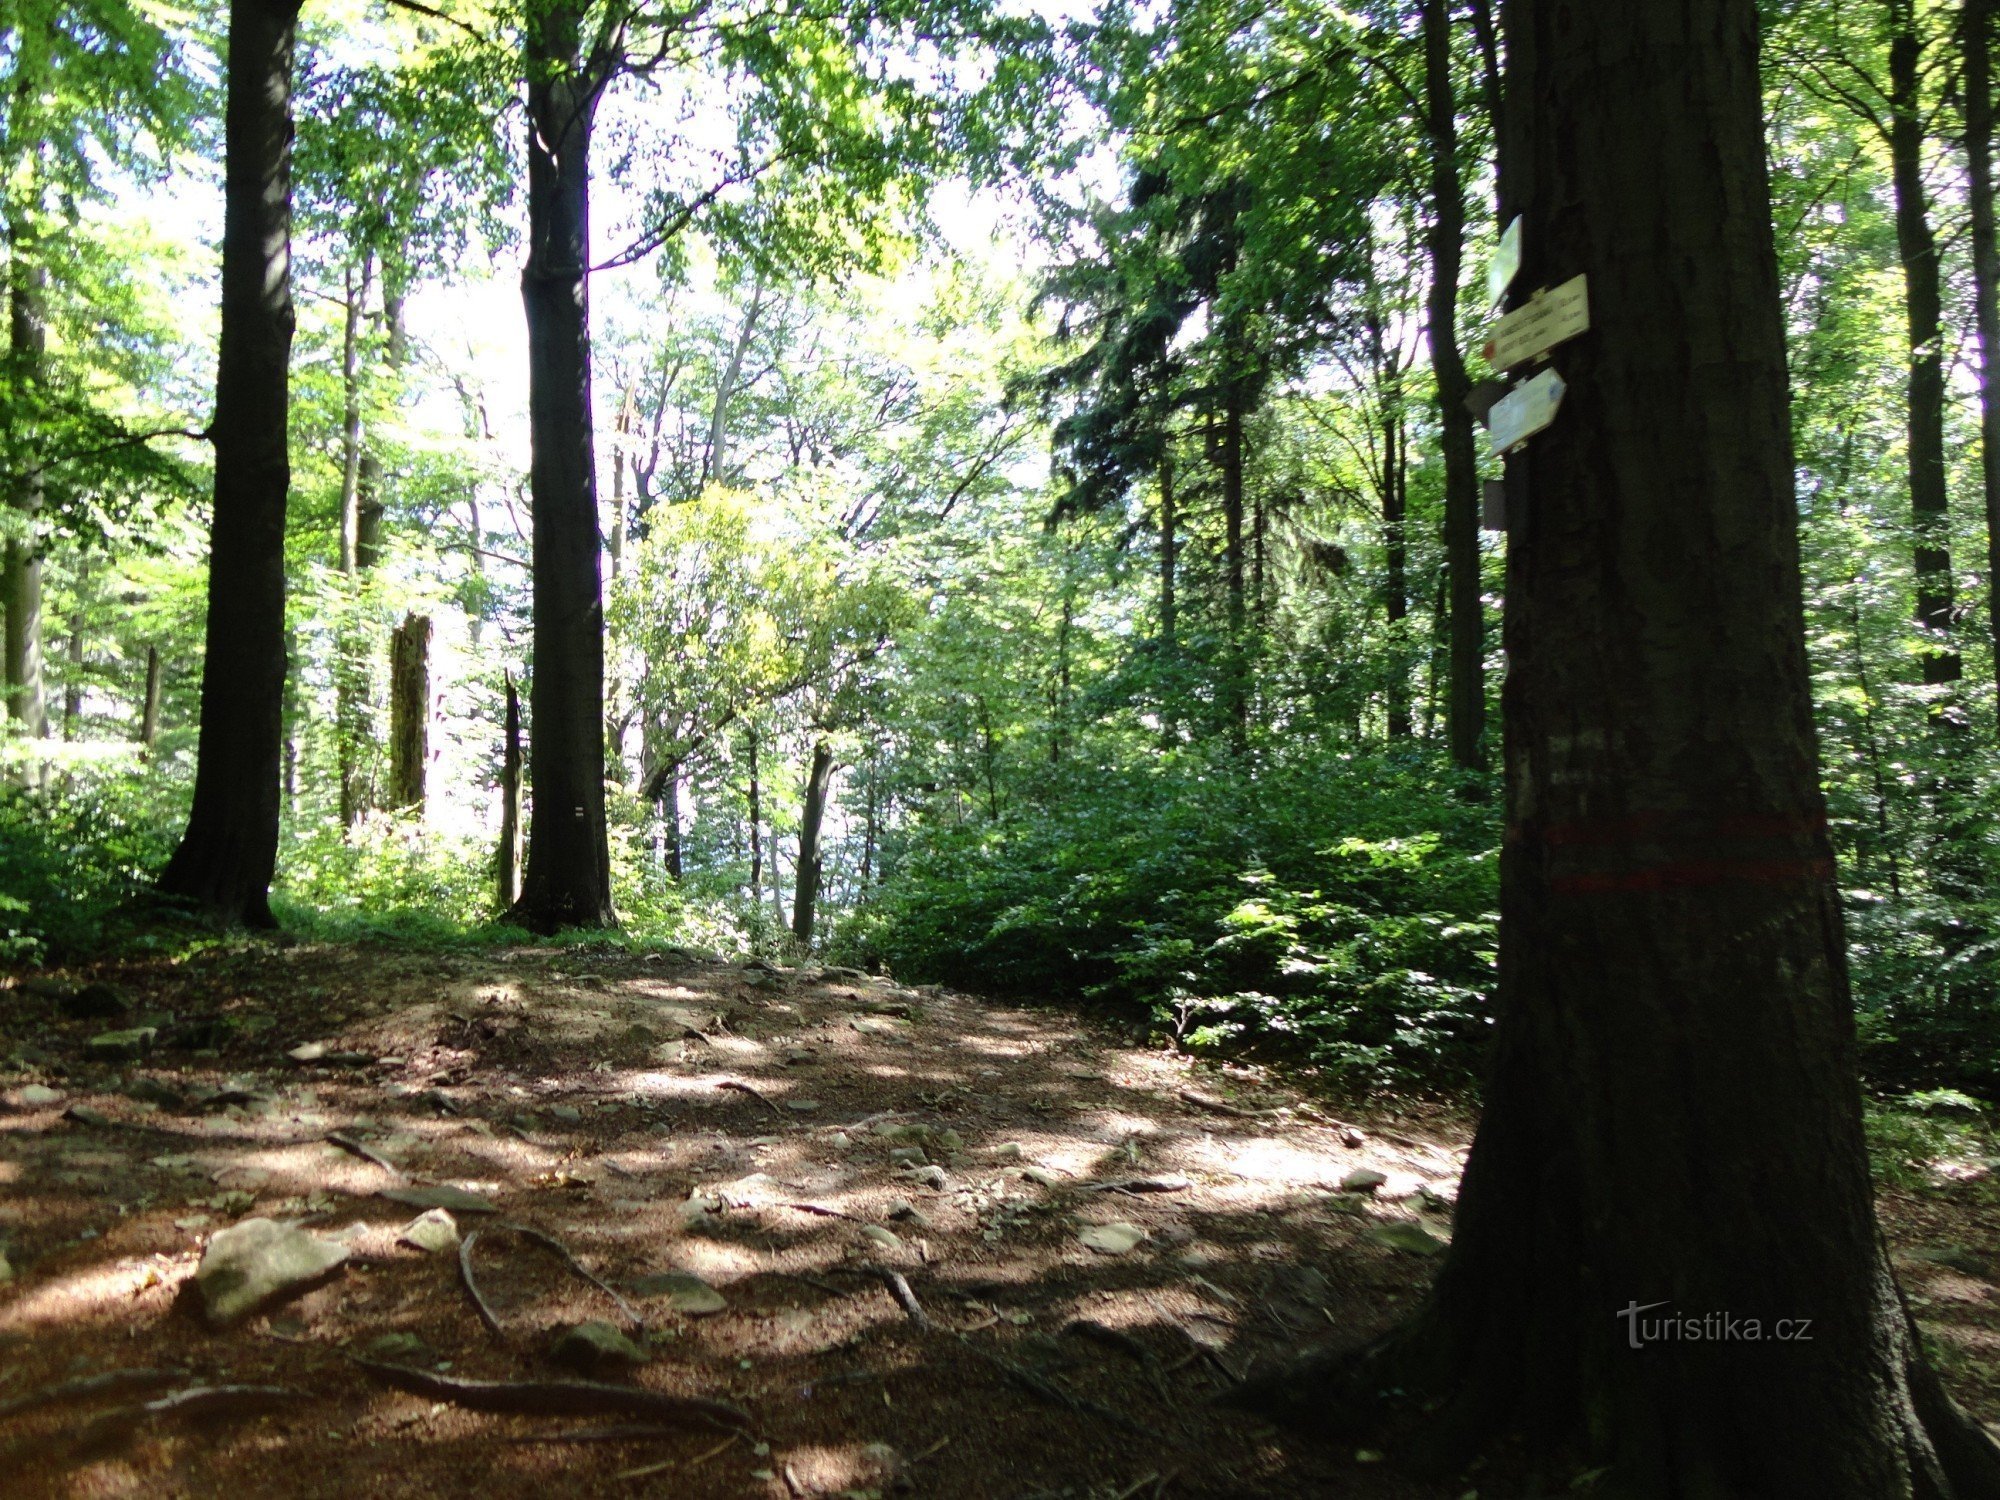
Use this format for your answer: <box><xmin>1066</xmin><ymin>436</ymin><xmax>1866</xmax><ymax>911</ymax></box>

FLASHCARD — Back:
<box><xmin>0</xmin><ymin>944</ymin><xmax>1993</xmax><ymax>1498</ymax></box>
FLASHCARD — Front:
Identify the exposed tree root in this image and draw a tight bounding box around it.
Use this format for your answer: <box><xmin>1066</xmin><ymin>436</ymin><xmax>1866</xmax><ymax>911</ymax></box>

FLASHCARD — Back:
<box><xmin>349</xmin><ymin>1358</ymin><xmax>751</xmax><ymax>1432</ymax></box>
<box><xmin>459</xmin><ymin>1221</ymin><xmax>645</xmax><ymax>1340</ymax></box>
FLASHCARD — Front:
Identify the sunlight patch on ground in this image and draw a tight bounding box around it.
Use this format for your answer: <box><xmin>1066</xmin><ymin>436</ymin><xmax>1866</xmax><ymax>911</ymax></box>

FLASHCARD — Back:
<box><xmin>0</xmin><ymin>1251</ymin><xmax>192</xmax><ymax>1334</ymax></box>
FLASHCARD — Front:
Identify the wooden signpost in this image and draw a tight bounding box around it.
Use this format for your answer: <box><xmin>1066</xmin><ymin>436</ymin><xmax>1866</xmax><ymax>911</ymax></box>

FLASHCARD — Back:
<box><xmin>1486</xmin><ymin>367</ymin><xmax>1567</xmax><ymax>457</ymax></box>
<box><xmin>1487</xmin><ymin>273</ymin><xmax>1590</xmax><ymax>370</ymax></box>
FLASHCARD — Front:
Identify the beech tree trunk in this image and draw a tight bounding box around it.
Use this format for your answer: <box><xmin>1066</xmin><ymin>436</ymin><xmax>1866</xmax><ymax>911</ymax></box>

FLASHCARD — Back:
<box><xmin>1965</xmin><ymin>0</ymin><xmax>2000</xmax><ymax>730</ymax></box>
<box><xmin>1890</xmin><ymin>0</ymin><xmax>1963</xmax><ymax>702</ymax></box>
<box><xmin>508</xmin><ymin>5</ymin><xmax>615</xmax><ymax>932</ymax></box>
<box><xmin>387</xmin><ymin>612</ymin><xmax>429</xmax><ymax>813</ymax></box>
<box><xmin>1237</xmin><ymin>3</ymin><xmax>2000</xmax><ymax>1493</ymax></box>
<box><xmin>747</xmin><ymin>723</ymin><xmax>763</xmax><ymax>894</ymax></box>
<box><xmin>140</xmin><ymin>645</ymin><xmax>161</xmax><ymax>751</ymax></box>
<box><xmin>790</xmin><ymin>738</ymin><xmax>835</xmax><ymax>947</ymax></box>
<box><xmin>62</xmin><ymin>609</ymin><xmax>80</xmax><ymax>739</ymax></box>
<box><xmin>157</xmin><ymin>0</ymin><xmax>302</xmax><ymax>928</ymax></box>
<box><xmin>498</xmin><ymin>671</ymin><xmax>522</xmax><ymax>909</ymax></box>
<box><xmin>1219</xmin><ymin>393</ymin><xmax>1250</xmax><ymax>753</ymax></box>
<box><xmin>1424</xmin><ymin>0</ymin><xmax>1486</xmax><ymax>772</ymax></box>
<box><xmin>3</xmin><ymin>207</ymin><xmax>47</xmax><ymax>754</ymax></box>
<box><xmin>660</xmin><ymin>761</ymin><xmax>682</xmax><ymax>880</ymax></box>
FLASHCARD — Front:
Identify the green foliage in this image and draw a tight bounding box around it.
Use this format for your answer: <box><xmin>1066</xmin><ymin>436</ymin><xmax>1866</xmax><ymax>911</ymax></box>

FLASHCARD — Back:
<box><xmin>0</xmin><ymin>759</ymin><xmax>185</xmax><ymax>963</ymax></box>
<box><xmin>838</xmin><ymin>751</ymin><xmax>1499</xmax><ymax>1085</ymax></box>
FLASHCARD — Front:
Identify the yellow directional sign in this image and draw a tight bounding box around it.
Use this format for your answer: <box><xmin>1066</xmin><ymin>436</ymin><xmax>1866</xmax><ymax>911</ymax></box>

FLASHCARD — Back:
<box><xmin>1487</xmin><ymin>274</ymin><xmax>1589</xmax><ymax>370</ymax></box>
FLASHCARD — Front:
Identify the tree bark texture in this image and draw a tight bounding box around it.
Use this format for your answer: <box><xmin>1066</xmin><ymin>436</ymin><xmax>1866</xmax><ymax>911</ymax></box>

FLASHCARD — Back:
<box><xmin>508</xmin><ymin>6</ymin><xmax>615</xmax><ymax>932</ymax></box>
<box><xmin>3</xmin><ymin>206</ymin><xmax>47</xmax><ymax>750</ymax></box>
<box><xmin>140</xmin><ymin>645</ymin><xmax>161</xmax><ymax>751</ymax></box>
<box><xmin>1237</xmin><ymin>3</ymin><xmax>2000</xmax><ymax>1494</ymax></box>
<box><xmin>499</xmin><ymin>670</ymin><xmax>523</xmax><ymax>910</ymax></box>
<box><xmin>156</xmin><ymin>0</ymin><xmax>302</xmax><ymax>927</ymax></box>
<box><xmin>387</xmin><ymin>611</ymin><xmax>429</xmax><ymax>814</ymax></box>
<box><xmin>790</xmin><ymin>737</ymin><xmax>835</xmax><ymax>947</ymax></box>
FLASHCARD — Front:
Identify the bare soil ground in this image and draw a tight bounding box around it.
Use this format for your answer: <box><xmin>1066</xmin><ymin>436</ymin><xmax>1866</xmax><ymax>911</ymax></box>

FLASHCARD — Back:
<box><xmin>0</xmin><ymin>942</ymin><xmax>1995</xmax><ymax>1499</ymax></box>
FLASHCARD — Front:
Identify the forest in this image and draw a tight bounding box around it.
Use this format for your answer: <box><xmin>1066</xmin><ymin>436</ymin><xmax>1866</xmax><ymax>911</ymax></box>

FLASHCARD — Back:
<box><xmin>6</xmin><ymin>0</ymin><xmax>2000</xmax><ymax>1495</ymax></box>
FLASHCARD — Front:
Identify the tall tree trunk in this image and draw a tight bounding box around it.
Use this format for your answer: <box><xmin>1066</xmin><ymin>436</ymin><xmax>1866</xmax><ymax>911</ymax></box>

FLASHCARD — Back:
<box><xmin>860</xmin><ymin>753</ymin><xmax>876</xmax><ymax>888</ymax></box>
<box><xmin>1159</xmin><ymin>448</ymin><xmax>1179</xmax><ymax>743</ymax></box>
<box><xmin>387</xmin><ymin>612</ymin><xmax>430</xmax><ymax>813</ymax></box>
<box><xmin>509</xmin><ymin>7</ymin><xmax>615</xmax><ymax>932</ymax></box>
<box><xmin>1890</xmin><ymin>0</ymin><xmax>1963</xmax><ymax>703</ymax></box>
<box><xmin>157</xmin><ymin>0</ymin><xmax>303</xmax><ymax>927</ymax></box>
<box><xmin>3</xmin><ymin>206</ymin><xmax>47</xmax><ymax>755</ymax></box>
<box><xmin>790</xmin><ymin>738</ymin><xmax>835</xmax><ymax>947</ymax></box>
<box><xmin>747</xmin><ymin>723</ymin><xmax>763</xmax><ymax>895</ymax></box>
<box><xmin>337</xmin><ymin>251</ymin><xmax>371</xmax><ymax>574</ymax></box>
<box><xmin>337</xmin><ymin>258</ymin><xmax>370</xmax><ymax>828</ymax></box>
<box><xmin>1384</xmin><ymin>399</ymin><xmax>1412</xmax><ymax>741</ymax></box>
<box><xmin>355</xmin><ymin>273</ymin><xmax>400</xmax><ymax>571</ymax></box>
<box><xmin>1964</xmin><ymin>0</ymin><xmax>2000</xmax><ymax>730</ymax></box>
<box><xmin>498</xmin><ymin>670</ymin><xmax>522</xmax><ymax>910</ymax></box>
<box><xmin>1220</xmin><ymin>392</ymin><xmax>1250</xmax><ymax>753</ymax></box>
<box><xmin>1238</xmin><ymin>2</ymin><xmax>2000</xmax><ymax>1491</ymax></box>
<box><xmin>62</xmin><ymin>605</ymin><xmax>80</xmax><ymax>739</ymax></box>
<box><xmin>140</xmin><ymin>645</ymin><xmax>161</xmax><ymax>752</ymax></box>
<box><xmin>705</xmin><ymin>279</ymin><xmax>765</xmax><ymax>488</ymax></box>
<box><xmin>1425</xmin><ymin>0</ymin><xmax>1487</xmax><ymax>771</ymax></box>
<box><xmin>660</xmin><ymin>761</ymin><xmax>682</xmax><ymax>880</ymax></box>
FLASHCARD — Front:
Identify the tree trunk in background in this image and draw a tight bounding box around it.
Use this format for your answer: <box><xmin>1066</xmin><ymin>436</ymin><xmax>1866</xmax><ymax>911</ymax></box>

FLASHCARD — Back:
<box><xmin>1965</xmin><ymin>0</ymin><xmax>2000</xmax><ymax>731</ymax></box>
<box><xmin>860</xmin><ymin>755</ymin><xmax>877</xmax><ymax>887</ymax></box>
<box><xmin>1424</xmin><ymin>0</ymin><xmax>1486</xmax><ymax>772</ymax></box>
<box><xmin>62</xmin><ymin>609</ymin><xmax>80</xmax><ymax>739</ymax></box>
<box><xmin>3</xmin><ymin>208</ymin><xmax>47</xmax><ymax>755</ymax></box>
<box><xmin>661</xmin><ymin>761</ymin><xmax>682</xmax><ymax>880</ymax></box>
<box><xmin>1889</xmin><ymin>0</ymin><xmax>1963</xmax><ymax>704</ymax></box>
<box><xmin>791</xmin><ymin>738</ymin><xmax>835</xmax><ymax>947</ymax></box>
<box><xmin>337</xmin><ymin>252</ymin><xmax>371</xmax><ymax>574</ymax></box>
<box><xmin>1220</xmin><ymin>393</ymin><xmax>1249</xmax><ymax>754</ymax></box>
<box><xmin>498</xmin><ymin>671</ymin><xmax>523</xmax><ymax>909</ymax></box>
<box><xmin>140</xmin><ymin>645</ymin><xmax>161</xmax><ymax>752</ymax></box>
<box><xmin>387</xmin><ymin>612</ymin><xmax>430</xmax><ymax>814</ymax></box>
<box><xmin>747</xmin><ymin>724</ymin><xmax>763</xmax><ymax>895</ymax></box>
<box><xmin>705</xmin><ymin>279</ymin><xmax>765</xmax><ymax>488</ymax></box>
<box><xmin>337</xmin><ymin>256</ymin><xmax>370</xmax><ymax>827</ymax></box>
<box><xmin>1159</xmin><ymin>449</ymin><xmax>1179</xmax><ymax>743</ymax></box>
<box><xmin>157</xmin><ymin>0</ymin><xmax>303</xmax><ymax>928</ymax></box>
<box><xmin>509</xmin><ymin>4</ymin><xmax>615</xmax><ymax>933</ymax></box>
<box><xmin>1239</xmin><ymin>2</ymin><xmax>2000</xmax><ymax>1489</ymax></box>
<box><xmin>355</xmin><ymin>274</ymin><xmax>401</xmax><ymax>571</ymax></box>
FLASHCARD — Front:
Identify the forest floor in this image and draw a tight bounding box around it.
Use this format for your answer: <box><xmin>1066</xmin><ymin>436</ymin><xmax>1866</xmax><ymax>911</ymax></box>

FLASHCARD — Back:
<box><xmin>0</xmin><ymin>944</ymin><xmax>1997</xmax><ymax>1500</ymax></box>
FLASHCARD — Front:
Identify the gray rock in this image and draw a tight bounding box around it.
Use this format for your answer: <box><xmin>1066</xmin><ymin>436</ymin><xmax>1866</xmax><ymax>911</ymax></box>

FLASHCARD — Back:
<box><xmin>397</xmin><ymin>1208</ymin><xmax>460</xmax><ymax>1255</ymax></box>
<box><xmin>64</xmin><ymin>1103</ymin><xmax>114</xmax><ymax>1127</ymax></box>
<box><xmin>548</xmin><ymin>1105</ymin><xmax>582</xmax><ymax>1123</ymax></box>
<box><xmin>14</xmin><ymin>1084</ymin><xmax>62</xmax><ymax>1108</ymax></box>
<box><xmin>196</xmin><ymin>1217</ymin><xmax>350</xmax><ymax>1327</ymax></box>
<box><xmin>1340</xmin><ymin>1169</ymin><xmax>1387</xmax><ymax>1193</ymax></box>
<box><xmin>379</xmin><ymin>1184</ymin><xmax>498</xmax><ymax>1215</ymax></box>
<box><xmin>631</xmin><ymin>1270</ymin><xmax>726</xmax><ymax>1315</ymax></box>
<box><xmin>1364</xmin><ymin>1220</ymin><xmax>1448</xmax><ymax>1257</ymax></box>
<box><xmin>84</xmin><ymin>1028</ymin><xmax>157</xmax><ymax>1062</ymax></box>
<box><xmin>549</xmin><ymin>1319</ymin><xmax>648</xmax><ymax>1373</ymax></box>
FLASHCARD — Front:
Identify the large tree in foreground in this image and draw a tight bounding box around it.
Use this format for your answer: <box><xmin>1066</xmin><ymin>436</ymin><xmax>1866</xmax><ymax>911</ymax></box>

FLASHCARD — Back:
<box><xmin>1238</xmin><ymin>1</ymin><xmax>2000</xmax><ymax>1493</ymax></box>
<box><xmin>156</xmin><ymin>0</ymin><xmax>303</xmax><ymax>925</ymax></box>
